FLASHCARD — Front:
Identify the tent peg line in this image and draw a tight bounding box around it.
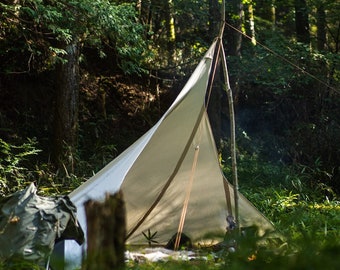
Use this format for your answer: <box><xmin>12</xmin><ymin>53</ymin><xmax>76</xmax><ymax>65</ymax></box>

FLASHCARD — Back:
<box><xmin>224</xmin><ymin>21</ymin><xmax>339</xmax><ymax>94</ymax></box>
<box><xmin>174</xmin><ymin>145</ymin><xmax>200</xmax><ymax>251</ymax></box>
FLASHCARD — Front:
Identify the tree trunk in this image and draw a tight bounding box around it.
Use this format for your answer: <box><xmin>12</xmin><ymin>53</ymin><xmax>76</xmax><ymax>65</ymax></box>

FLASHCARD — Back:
<box><xmin>271</xmin><ymin>2</ymin><xmax>276</xmax><ymax>30</ymax></box>
<box><xmin>225</xmin><ymin>0</ymin><xmax>243</xmax><ymax>57</ymax></box>
<box><xmin>225</xmin><ymin>0</ymin><xmax>243</xmax><ymax>105</ymax></box>
<box><xmin>53</xmin><ymin>40</ymin><xmax>80</xmax><ymax>172</ymax></box>
<box><xmin>316</xmin><ymin>4</ymin><xmax>326</xmax><ymax>51</ymax></box>
<box><xmin>247</xmin><ymin>3</ymin><xmax>256</xmax><ymax>45</ymax></box>
<box><xmin>209</xmin><ymin>0</ymin><xmax>220</xmax><ymax>40</ymax></box>
<box><xmin>295</xmin><ymin>0</ymin><xmax>310</xmax><ymax>44</ymax></box>
<box><xmin>206</xmin><ymin>0</ymin><xmax>223</xmax><ymax>145</ymax></box>
<box><xmin>165</xmin><ymin>0</ymin><xmax>176</xmax><ymax>64</ymax></box>
<box><xmin>83</xmin><ymin>191</ymin><xmax>126</xmax><ymax>270</ymax></box>
<box><xmin>150</xmin><ymin>0</ymin><xmax>160</xmax><ymax>39</ymax></box>
<box><xmin>137</xmin><ymin>0</ymin><xmax>152</xmax><ymax>37</ymax></box>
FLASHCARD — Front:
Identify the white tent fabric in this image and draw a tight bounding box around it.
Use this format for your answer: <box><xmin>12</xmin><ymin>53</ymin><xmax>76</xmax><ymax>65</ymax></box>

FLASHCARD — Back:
<box><xmin>59</xmin><ymin>40</ymin><xmax>274</xmax><ymax>268</ymax></box>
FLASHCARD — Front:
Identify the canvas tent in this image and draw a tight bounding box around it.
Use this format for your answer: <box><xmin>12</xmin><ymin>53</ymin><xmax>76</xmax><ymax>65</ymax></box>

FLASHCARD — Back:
<box><xmin>53</xmin><ymin>38</ymin><xmax>275</xmax><ymax>269</ymax></box>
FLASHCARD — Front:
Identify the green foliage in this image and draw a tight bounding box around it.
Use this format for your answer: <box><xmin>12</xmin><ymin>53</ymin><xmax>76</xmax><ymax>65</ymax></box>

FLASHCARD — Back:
<box><xmin>142</xmin><ymin>0</ymin><xmax>212</xmax><ymax>71</ymax></box>
<box><xmin>234</xmin><ymin>32</ymin><xmax>338</xmax><ymax>94</ymax></box>
<box><xmin>222</xmin><ymin>149</ymin><xmax>339</xmax><ymax>246</ymax></box>
<box><xmin>0</xmin><ymin>138</ymin><xmax>87</xmax><ymax>197</ymax></box>
<box><xmin>0</xmin><ymin>138</ymin><xmax>40</xmax><ymax>195</ymax></box>
<box><xmin>85</xmin><ymin>1</ymin><xmax>149</xmax><ymax>74</ymax></box>
<box><xmin>0</xmin><ymin>0</ymin><xmax>148</xmax><ymax>74</ymax></box>
<box><xmin>219</xmin><ymin>233</ymin><xmax>340</xmax><ymax>269</ymax></box>
<box><xmin>0</xmin><ymin>257</ymin><xmax>43</xmax><ymax>270</ymax></box>
<box><xmin>228</xmin><ymin>27</ymin><xmax>340</xmax><ymax>192</ymax></box>
<box><xmin>173</xmin><ymin>0</ymin><xmax>211</xmax><ymax>42</ymax></box>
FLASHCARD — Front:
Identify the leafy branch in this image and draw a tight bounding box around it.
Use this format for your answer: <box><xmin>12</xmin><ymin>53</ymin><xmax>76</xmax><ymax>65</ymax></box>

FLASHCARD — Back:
<box><xmin>142</xmin><ymin>229</ymin><xmax>159</xmax><ymax>247</ymax></box>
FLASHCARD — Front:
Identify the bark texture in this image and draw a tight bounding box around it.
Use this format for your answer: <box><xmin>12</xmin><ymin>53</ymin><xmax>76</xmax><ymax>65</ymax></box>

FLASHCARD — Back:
<box><xmin>84</xmin><ymin>191</ymin><xmax>126</xmax><ymax>270</ymax></box>
<box><xmin>53</xmin><ymin>40</ymin><xmax>80</xmax><ymax>171</ymax></box>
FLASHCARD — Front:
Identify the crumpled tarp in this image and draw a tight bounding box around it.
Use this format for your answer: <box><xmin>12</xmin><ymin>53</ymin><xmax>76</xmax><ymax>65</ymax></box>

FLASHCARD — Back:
<box><xmin>0</xmin><ymin>183</ymin><xmax>84</xmax><ymax>265</ymax></box>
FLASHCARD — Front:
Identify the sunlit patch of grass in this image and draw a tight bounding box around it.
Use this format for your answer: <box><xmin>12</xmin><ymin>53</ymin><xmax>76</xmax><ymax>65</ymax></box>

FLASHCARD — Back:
<box><xmin>216</xmin><ymin>153</ymin><xmax>340</xmax><ymax>269</ymax></box>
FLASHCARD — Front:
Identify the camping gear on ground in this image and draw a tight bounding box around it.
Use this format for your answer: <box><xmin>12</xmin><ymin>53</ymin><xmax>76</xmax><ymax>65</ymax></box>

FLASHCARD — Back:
<box><xmin>165</xmin><ymin>233</ymin><xmax>192</xmax><ymax>250</ymax></box>
<box><xmin>0</xmin><ymin>183</ymin><xmax>84</xmax><ymax>267</ymax></box>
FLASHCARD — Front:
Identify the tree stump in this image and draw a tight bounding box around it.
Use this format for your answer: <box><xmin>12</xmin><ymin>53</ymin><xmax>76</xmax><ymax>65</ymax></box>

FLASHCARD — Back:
<box><xmin>83</xmin><ymin>191</ymin><xmax>126</xmax><ymax>270</ymax></box>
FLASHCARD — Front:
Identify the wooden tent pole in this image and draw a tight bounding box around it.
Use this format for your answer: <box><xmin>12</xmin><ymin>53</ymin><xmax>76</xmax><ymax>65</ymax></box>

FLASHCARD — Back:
<box><xmin>220</xmin><ymin>39</ymin><xmax>240</xmax><ymax>229</ymax></box>
<box><xmin>220</xmin><ymin>0</ymin><xmax>240</xmax><ymax>230</ymax></box>
<box><xmin>209</xmin><ymin>0</ymin><xmax>240</xmax><ymax>231</ymax></box>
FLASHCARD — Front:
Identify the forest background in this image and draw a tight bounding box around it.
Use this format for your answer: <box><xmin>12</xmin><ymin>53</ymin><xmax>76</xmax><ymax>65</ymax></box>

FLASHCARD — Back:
<box><xmin>0</xmin><ymin>0</ymin><xmax>340</xmax><ymax>268</ymax></box>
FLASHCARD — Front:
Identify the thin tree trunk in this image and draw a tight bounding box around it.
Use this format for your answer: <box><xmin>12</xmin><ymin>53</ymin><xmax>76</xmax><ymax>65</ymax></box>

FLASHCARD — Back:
<box><xmin>207</xmin><ymin>0</ymin><xmax>223</xmax><ymax>144</ymax></box>
<box><xmin>209</xmin><ymin>0</ymin><xmax>220</xmax><ymax>40</ymax></box>
<box><xmin>137</xmin><ymin>0</ymin><xmax>152</xmax><ymax>36</ymax></box>
<box><xmin>150</xmin><ymin>0</ymin><xmax>160</xmax><ymax>41</ymax></box>
<box><xmin>226</xmin><ymin>0</ymin><xmax>243</xmax><ymax>57</ymax></box>
<box><xmin>137</xmin><ymin>0</ymin><xmax>142</xmax><ymax>15</ymax></box>
<box><xmin>271</xmin><ymin>1</ymin><xmax>276</xmax><ymax>30</ymax></box>
<box><xmin>248</xmin><ymin>3</ymin><xmax>256</xmax><ymax>45</ymax></box>
<box><xmin>295</xmin><ymin>0</ymin><xmax>310</xmax><ymax>44</ymax></box>
<box><xmin>53</xmin><ymin>40</ymin><xmax>80</xmax><ymax>172</ymax></box>
<box><xmin>165</xmin><ymin>0</ymin><xmax>176</xmax><ymax>64</ymax></box>
<box><xmin>225</xmin><ymin>0</ymin><xmax>243</xmax><ymax>104</ymax></box>
<box><xmin>316</xmin><ymin>5</ymin><xmax>326</xmax><ymax>51</ymax></box>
